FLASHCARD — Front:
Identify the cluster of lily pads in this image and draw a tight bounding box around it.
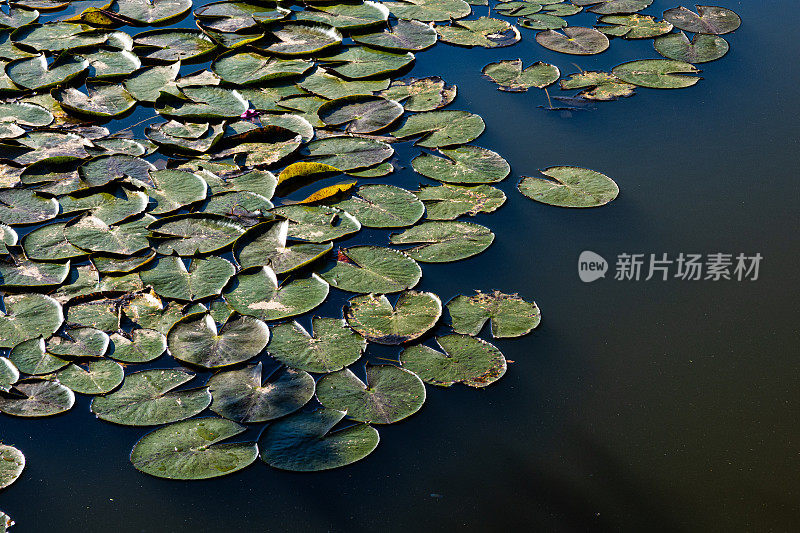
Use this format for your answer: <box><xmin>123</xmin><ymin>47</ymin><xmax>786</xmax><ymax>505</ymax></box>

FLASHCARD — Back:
<box><xmin>0</xmin><ymin>0</ymin><xmax>739</xmax><ymax>517</ymax></box>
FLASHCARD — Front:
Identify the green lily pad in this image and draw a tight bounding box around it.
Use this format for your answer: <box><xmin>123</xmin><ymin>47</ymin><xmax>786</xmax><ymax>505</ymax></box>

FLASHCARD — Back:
<box><xmin>416</xmin><ymin>183</ymin><xmax>506</xmax><ymax>219</ymax></box>
<box><xmin>167</xmin><ymin>313</ymin><xmax>269</xmax><ymax>369</ymax></box>
<box><xmin>494</xmin><ymin>1</ymin><xmax>543</xmax><ymax>17</ymax></box>
<box><xmin>55</xmin><ymin>359</ymin><xmax>124</xmax><ymax>395</ymax></box>
<box><xmin>92</xmin><ymin>251</ymin><xmax>156</xmax><ymax>274</ymax></box>
<box><xmin>518</xmin><ymin>166</ymin><xmax>619</xmax><ymax>207</ymax></box>
<box><xmin>65</xmin><ymin>214</ymin><xmax>154</xmax><ymax>255</ymax></box>
<box><xmin>400</xmin><ymin>333</ymin><xmax>506</xmax><ymax>387</ymax></box>
<box><xmin>295</xmin><ymin>2</ymin><xmax>389</xmax><ymax>31</ymax></box>
<box><xmin>0</xmin><ymin>189</ymin><xmax>58</xmax><ymax>225</ymax></box>
<box><xmin>353</xmin><ymin>19</ymin><xmax>438</xmax><ymax>52</ymax></box>
<box><xmin>392</xmin><ymin>109</ymin><xmax>484</xmax><ymax>148</ymax></box>
<box><xmin>333</xmin><ymin>184</ymin><xmax>424</xmax><ymax>228</ymax></box>
<box><xmin>0</xmin><ymin>444</ymin><xmax>24</xmax><ymax>489</ymax></box>
<box><xmin>381</xmin><ymin>76</ymin><xmax>456</xmax><ymax>111</ymax></box>
<box><xmin>482</xmin><ymin>59</ymin><xmax>559</xmax><ymax>91</ymax></box>
<box><xmin>79</xmin><ymin>154</ymin><xmax>156</xmax><ymax>188</ymax></box>
<box><xmin>47</xmin><ymin>327</ymin><xmax>109</xmax><ymax>357</ymax></box>
<box><xmin>113</xmin><ymin>0</ymin><xmax>192</xmax><ymax>25</ymax></box>
<box><xmin>344</xmin><ymin>290</ymin><xmax>441</xmax><ymax>345</ymax></box>
<box><xmin>0</xmin><ymin>7</ymin><xmax>38</xmax><ymax>29</ymax></box>
<box><xmin>80</xmin><ymin>49</ymin><xmax>141</xmax><ymax>80</ymax></box>
<box><xmin>571</xmin><ymin>0</ymin><xmax>651</xmax><ymax>15</ymax></box>
<box><xmin>436</xmin><ymin>17</ymin><xmax>520</xmax><ymax>48</ymax></box>
<box><xmin>259</xmin><ymin>408</ymin><xmax>379</xmax><ymax>471</ymax></box>
<box><xmin>299</xmin><ymin>67</ymin><xmax>389</xmax><ymax>99</ymax></box>
<box><xmin>194</xmin><ymin>1</ymin><xmax>290</xmax><ymax>32</ymax></box>
<box><xmin>0</xmin><ymin>254</ymin><xmax>69</xmax><ymax>289</ymax></box>
<box><xmin>224</xmin><ymin>266</ymin><xmax>329</xmax><ymax>321</ymax></box>
<box><xmin>389</xmin><ymin>221</ymin><xmax>494</xmax><ymax>262</ymax></box>
<box><xmin>146</xmin><ymin>120</ymin><xmax>225</xmax><ymax>154</ymax></box>
<box><xmin>267</xmin><ymin>317</ymin><xmax>366</xmax><ymax>373</ymax></box>
<box><xmin>319</xmin><ymin>95</ymin><xmax>404</xmax><ymax>134</ymax></box>
<box><xmin>109</xmin><ymin>329</ymin><xmax>166</xmax><ymax>363</ymax></box>
<box><xmin>272</xmin><ymin>205</ymin><xmax>361</xmax><ymax>243</ymax></box>
<box><xmin>66</xmin><ymin>297</ymin><xmax>121</xmax><ymax>331</ymax></box>
<box><xmin>130</xmin><ymin>417</ymin><xmax>258</xmax><ymax>479</ymax></box>
<box><xmin>535</xmin><ymin>27</ymin><xmax>609</xmax><ymax>55</ymax></box>
<box><xmin>597</xmin><ymin>14</ymin><xmax>673</xmax><ymax>38</ymax></box>
<box><xmin>146</xmin><ymin>169</ymin><xmax>208</xmax><ymax>215</ymax></box>
<box><xmin>321</xmin><ymin>46</ymin><xmax>414</xmax><ymax>79</ymax></box>
<box><xmin>207</xmin><ymin>362</ymin><xmax>315</xmax><ymax>423</ymax></box>
<box><xmin>316</xmin><ymin>364</ymin><xmax>425</xmax><ymax>424</ymax></box>
<box><xmin>53</xmin><ymin>85</ymin><xmax>137</xmax><ymax>118</ymax></box>
<box><xmin>662</xmin><ymin>5</ymin><xmax>740</xmax><ymax>35</ymax></box>
<box><xmin>11</xmin><ymin>22</ymin><xmax>107</xmax><ymax>53</ymax></box>
<box><xmin>611</xmin><ymin>59</ymin><xmax>701</xmax><ymax>89</ymax></box>
<box><xmin>9</xmin><ymin>337</ymin><xmax>68</xmax><ymax>375</ymax></box>
<box><xmin>133</xmin><ymin>29</ymin><xmax>216</xmax><ymax>63</ymax></box>
<box><xmin>212</xmin><ymin>51</ymin><xmax>312</xmax><ymax>85</ymax></box>
<box><xmin>59</xmin><ymin>188</ymin><xmax>149</xmax><ymax>225</ymax></box>
<box><xmin>320</xmin><ymin>246</ymin><xmax>421</xmax><ymax>293</ymax></box>
<box><xmin>654</xmin><ymin>32</ymin><xmax>729</xmax><ymax>63</ymax></box>
<box><xmin>5</xmin><ymin>53</ymin><xmax>88</xmax><ymax>90</ymax></box>
<box><xmin>140</xmin><ymin>256</ymin><xmax>234</xmax><ymax>301</ymax></box>
<box><xmin>91</xmin><ymin>368</ymin><xmax>211</xmax><ymax>426</ymax></box>
<box><xmin>0</xmin><ymin>357</ymin><xmax>19</xmax><ymax>392</ymax></box>
<box><xmin>148</xmin><ymin>214</ymin><xmax>246</xmax><ymax>256</ymax></box>
<box><xmin>447</xmin><ymin>290</ymin><xmax>541</xmax><ymax>337</ymax></box>
<box><xmin>0</xmin><ymin>294</ymin><xmax>63</xmax><ymax>349</ymax></box>
<box><xmin>51</xmin><ymin>265</ymin><xmax>100</xmax><ymax>303</ymax></box>
<box><xmin>123</xmin><ymin>62</ymin><xmax>180</xmax><ymax>103</ymax></box>
<box><xmin>156</xmin><ymin>87</ymin><xmax>248</xmax><ymax>120</ymax></box>
<box><xmin>234</xmin><ymin>220</ymin><xmax>332</xmax><ymax>274</ymax></box>
<box><xmin>0</xmin><ymin>380</ymin><xmax>74</xmax><ymax>417</ymax></box>
<box><xmin>518</xmin><ymin>14</ymin><xmax>568</xmax><ymax>31</ymax></box>
<box><xmin>301</xmin><ymin>136</ymin><xmax>394</xmax><ymax>171</ymax></box>
<box><xmin>0</xmin><ymin>102</ymin><xmax>53</xmax><ymax>138</ymax></box>
<box><xmin>262</xmin><ymin>22</ymin><xmax>342</xmax><ymax>56</ymax></box>
<box><xmin>559</xmin><ymin>70</ymin><xmax>636</xmax><ymax>100</ymax></box>
<box><xmin>384</xmin><ymin>0</ymin><xmax>471</xmax><ymax>22</ymax></box>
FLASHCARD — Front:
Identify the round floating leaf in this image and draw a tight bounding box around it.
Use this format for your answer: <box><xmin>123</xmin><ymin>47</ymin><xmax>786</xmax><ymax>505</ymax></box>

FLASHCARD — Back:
<box><xmin>299</xmin><ymin>67</ymin><xmax>390</xmax><ymax>99</ymax></box>
<box><xmin>390</xmin><ymin>221</ymin><xmax>494</xmax><ymax>262</ymax></box>
<box><xmin>302</xmin><ymin>136</ymin><xmax>394</xmax><ymax>171</ymax></box>
<box><xmin>416</xmin><ymin>183</ymin><xmax>506</xmax><ymax>219</ymax></box>
<box><xmin>384</xmin><ymin>0</ymin><xmax>471</xmax><ymax>22</ymax></box>
<box><xmin>263</xmin><ymin>22</ymin><xmax>342</xmax><ymax>56</ymax></box>
<box><xmin>536</xmin><ymin>27</ymin><xmax>609</xmax><ymax>55</ymax></box>
<box><xmin>482</xmin><ymin>59</ymin><xmax>559</xmax><ymax>91</ymax></box>
<box><xmin>559</xmin><ymin>70</ymin><xmax>636</xmax><ymax>100</ymax></box>
<box><xmin>208</xmin><ymin>362</ymin><xmax>315</xmax><ymax>423</ymax></box>
<box><xmin>316</xmin><ymin>364</ymin><xmax>425</xmax><ymax>424</ymax></box>
<box><xmin>322</xmin><ymin>46</ymin><xmax>414</xmax><ymax>79</ymax></box>
<box><xmin>53</xmin><ymin>85</ymin><xmax>136</xmax><ymax>118</ymax></box>
<box><xmin>400</xmin><ymin>334</ymin><xmax>506</xmax><ymax>387</ymax></box>
<box><xmin>0</xmin><ymin>445</ymin><xmax>24</xmax><ymax>489</ymax></box>
<box><xmin>320</xmin><ymin>246</ymin><xmax>421</xmax><ymax>293</ymax></box>
<box><xmin>259</xmin><ymin>408</ymin><xmax>379</xmax><ymax>471</ymax></box>
<box><xmin>59</xmin><ymin>189</ymin><xmax>149</xmax><ymax>226</ymax></box>
<box><xmin>5</xmin><ymin>54</ymin><xmax>88</xmax><ymax>90</ymax></box>
<box><xmin>123</xmin><ymin>62</ymin><xmax>180</xmax><ymax>103</ymax></box>
<box><xmin>0</xmin><ymin>7</ymin><xmax>38</xmax><ymax>28</ymax></box>
<box><xmin>611</xmin><ymin>59</ymin><xmax>701</xmax><ymax>89</ymax></box>
<box><xmin>133</xmin><ymin>29</ymin><xmax>216</xmax><ymax>63</ymax></box>
<box><xmin>654</xmin><ymin>32</ymin><xmax>728</xmax><ymax>63</ymax></box>
<box><xmin>156</xmin><ymin>87</ymin><xmax>248</xmax><ymax>120</ymax></box>
<box><xmin>67</xmin><ymin>297</ymin><xmax>121</xmax><ymax>331</ymax></box>
<box><xmin>194</xmin><ymin>1</ymin><xmax>290</xmax><ymax>31</ymax></box>
<box><xmin>447</xmin><ymin>290</ymin><xmax>541</xmax><ymax>337</ymax></box>
<box><xmin>571</xmin><ymin>0</ymin><xmax>651</xmax><ymax>15</ymax></box>
<box><xmin>130</xmin><ymin>417</ymin><xmax>258</xmax><ymax>480</ymax></box>
<box><xmin>224</xmin><ymin>266</ymin><xmax>329</xmax><ymax>321</ymax></box>
<box><xmin>0</xmin><ymin>189</ymin><xmax>59</xmax><ymax>225</ymax></box>
<box><xmin>272</xmin><ymin>205</ymin><xmax>361</xmax><ymax>243</ymax></box>
<box><xmin>47</xmin><ymin>327</ymin><xmax>109</xmax><ymax>358</ymax></box>
<box><xmin>55</xmin><ymin>359</ymin><xmax>124</xmax><ymax>395</ymax></box>
<box><xmin>91</xmin><ymin>368</ymin><xmax>211</xmax><ymax>426</ymax></box>
<box><xmin>344</xmin><ymin>290</ymin><xmax>441</xmax><ymax>345</ymax></box>
<box><xmin>146</xmin><ymin>169</ymin><xmax>208</xmax><ymax>215</ymax></box>
<box><xmin>518</xmin><ymin>166</ymin><xmax>619</xmax><ymax>207</ymax></box>
<box><xmin>319</xmin><ymin>95</ymin><xmax>404</xmax><ymax>134</ymax></box>
<box><xmin>597</xmin><ymin>14</ymin><xmax>673</xmax><ymax>39</ymax></box>
<box><xmin>11</xmin><ymin>23</ymin><xmax>106</xmax><ymax>52</ymax></box>
<box><xmin>167</xmin><ymin>313</ymin><xmax>269</xmax><ymax>369</ymax></box>
<box><xmin>0</xmin><ymin>357</ymin><xmax>19</xmax><ymax>393</ymax></box>
<box><xmin>113</xmin><ymin>0</ymin><xmax>192</xmax><ymax>25</ymax></box>
<box><xmin>518</xmin><ymin>14</ymin><xmax>568</xmax><ymax>31</ymax></box>
<box><xmin>140</xmin><ymin>256</ymin><xmax>234</xmax><ymax>301</ymax></box>
<box><xmin>80</xmin><ymin>49</ymin><xmax>141</xmax><ymax>80</ymax></box>
<box><xmin>333</xmin><ymin>184</ymin><xmax>424</xmax><ymax>228</ymax></box>
<box><xmin>92</xmin><ymin>251</ymin><xmax>156</xmax><ymax>274</ymax></box>
<box><xmin>436</xmin><ymin>17</ymin><xmax>520</xmax><ymax>48</ymax></box>
<box><xmin>79</xmin><ymin>154</ymin><xmax>156</xmax><ymax>188</ymax></box>
<box><xmin>0</xmin><ymin>102</ymin><xmax>53</xmax><ymax>135</ymax></box>
<box><xmin>392</xmin><ymin>109</ymin><xmax>484</xmax><ymax>148</ymax></box>
<box><xmin>234</xmin><ymin>220</ymin><xmax>332</xmax><ymax>274</ymax></box>
<box><xmin>295</xmin><ymin>2</ymin><xmax>389</xmax><ymax>31</ymax></box>
<box><xmin>494</xmin><ymin>1</ymin><xmax>543</xmax><ymax>17</ymax></box>
<box><xmin>0</xmin><ymin>255</ymin><xmax>69</xmax><ymax>289</ymax></box>
<box><xmin>0</xmin><ymin>380</ymin><xmax>74</xmax><ymax>417</ymax></box>
<box><xmin>109</xmin><ymin>329</ymin><xmax>166</xmax><ymax>363</ymax></box>
<box><xmin>381</xmin><ymin>76</ymin><xmax>456</xmax><ymax>111</ymax></box>
<box><xmin>212</xmin><ymin>51</ymin><xmax>312</xmax><ymax>85</ymax></box>
<box><xmin>148</xmin><ymin>214</ymin><xmax>246</xmax><ymax>256</ymax></box>
<box><xmin>662</xmin><ymin>5</ymin><xmax>740</xmax><ymax>35</ymax></box>
<box><xmin>0</xmin><ymin>294</ymin><xmax>63</xmax><ymax>349</ymax></box>
<box><xmin>353</xmin><ymin>19</ymin><xmax>437</xmax><ymax>52</ymax></box>
<box><xmin>8</xmin><ymin>337</ymin><xmax>67</xmax><ymax>375</ymax></box>
<box><xmin>267</xmin><ymin>317</ymin><xmax>366</xmax><ymax>373</ymax></box>
<box><xmin>65</xmin><ymin>214</ymin><xmax>154</xmax><ymax>255</ymax></box>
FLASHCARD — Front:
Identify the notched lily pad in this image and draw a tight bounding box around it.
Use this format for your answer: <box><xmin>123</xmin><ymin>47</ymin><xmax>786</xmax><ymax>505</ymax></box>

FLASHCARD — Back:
<box><xmin>344</xmin><ymin>290</ymin><xmax>441</xmax><ymax>345</ymax></box>
<box><xmin>267</xmin><ymin>317</ymin><xmax>366</xmax><ymax>373</ymax></box>
<box><xmin>224</xmin><ymin>266</ymin><xmax>329</xmax><ymax>321</ymax></box>
<box><xmin>482</xmin><ymin>59</ymin><xmax>559</xmax><ymax>91</ymax></box>
<box><xmin>320</xmin><ymin>245</ymin><xmax>421</xmax><ymax>294</ymax></box>
<box><xmin>611</xmin><ymin>59</ymin><xmax>701</xmax><ymax>89</ymax></box>
<box><xmin>0</xmin><ymin>379</ymin><xmax>74</xmax><ymax>417</ymax></box>
<box><xmin>400</xmin><ymin>333</ymin><xmax>506</xmax><ymax>387</ymax></box>
<box><xmin>662</xmin><ymin>5</ymin><xmax>740</xmax><ymax>35</ymax></box>
<box><xmin>167</xmin><ymin>313</ymin><xmax>269</xmax><ymax>369</ymax></box>
<box><xmin>390</xmin><ymin>220</ymin><xmax>494</xmax><ymax>262</ymax></box>
<box><xmin>518</xmin><ymin>166</ymin><xmax>619</xmax><ymax>207</ymax></box>
<box><xmin>0</xmin><ymin>444</ymin><xmax>24</xmax><ymax>489</ymax></box>
<box><xmin>447</xmin><ymin>290</ymin><xmax>541</xmax><ymax>337</ymax></box>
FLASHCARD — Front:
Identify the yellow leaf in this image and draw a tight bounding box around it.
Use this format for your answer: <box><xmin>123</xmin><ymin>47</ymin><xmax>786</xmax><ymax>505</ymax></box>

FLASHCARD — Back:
<box><xmin>296</xmin><ymin>181</ymin><xmax>357</xmax><ymax>205</ymax></box>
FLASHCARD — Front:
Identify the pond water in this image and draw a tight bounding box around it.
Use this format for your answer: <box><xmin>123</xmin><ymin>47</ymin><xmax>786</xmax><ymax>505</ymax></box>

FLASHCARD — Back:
<box><xmin>2</xmin><ymin>0</ymin><xmax>799</xmax><ymax>531</ymax></box>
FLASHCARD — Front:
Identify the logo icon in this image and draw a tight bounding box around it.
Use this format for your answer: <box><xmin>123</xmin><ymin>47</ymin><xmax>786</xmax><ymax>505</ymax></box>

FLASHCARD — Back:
<box><xmin>578</xmin><ymin>251</ymin><xmax>608</xmax><ymax>283</ymax></box>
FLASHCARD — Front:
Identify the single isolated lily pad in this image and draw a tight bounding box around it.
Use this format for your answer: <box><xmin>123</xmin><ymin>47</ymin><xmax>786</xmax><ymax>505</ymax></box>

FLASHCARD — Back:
<box><xmin>518</xmin><ymin>166</ymin><xmax>619</xmax><ymax>207</ymax></box>
<box><xmin>482</xmin><ymin>59</ymin><xmax>560</xmax><ymax>91</ymax></box>
<box><xmin>447</xmin><ymin>290</ymin><xmax>541</xmax><ymax>337</ymax></box>
<box><xmin>611</xmin><ymin>59</ymin><xmax>701</xmax><ymax>89</ymax></box>
<box><xmin>400</xmin><ymin>333</ymin><xmax>506</xmax><ymax>387</ymax></box>
<box><xmin>0</xmin><ymin>444</ymin><xmax>24</xmax><ymax>489</ymax></box>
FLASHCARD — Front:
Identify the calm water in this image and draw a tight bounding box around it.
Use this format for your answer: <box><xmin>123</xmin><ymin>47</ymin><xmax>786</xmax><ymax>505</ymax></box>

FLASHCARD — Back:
<box><xmin>3</xmin><ymin>1</ymin><xmax>799</xmax><ymax>531</ymax></box>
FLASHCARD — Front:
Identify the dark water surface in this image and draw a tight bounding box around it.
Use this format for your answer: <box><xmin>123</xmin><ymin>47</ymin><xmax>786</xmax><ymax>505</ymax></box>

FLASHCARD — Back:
<box><xmin>3</xmin><ymin>1</ymin><xmax>799</xmax><ymax>531</ymax></box>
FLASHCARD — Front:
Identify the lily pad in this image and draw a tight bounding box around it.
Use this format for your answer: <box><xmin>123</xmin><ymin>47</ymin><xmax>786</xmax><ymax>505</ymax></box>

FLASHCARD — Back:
<box><xmin>259</xmin><ymin>408</ymin><xmax>379</xmax><ymax>471</ymax></box>
<box><xmin>146</xmin><ymin>169</ymin><xmax>208</xmax><ymax>215</ymax></box>
<box><xmin>130</xmin><ymin>417</ymin><xmax>258</xmax><ymax>480</ymax></box>
<box><xmin>389</xmin><ymin>221</ymin><xmax>494</xmax><ymax>262</ymax></box>
<box><xmin>0</xmin><ymin>357</ymin><xmax>19</xmax><ymax>392</ymax></box>
<box><xmin>318</xmin><ymin>95</ymin><xmax>404</xmax><ymax>134</ymax></box>
<box><xmin>301</xmin><ymin>136</ymin><xmax>394</xmax><ymax>171</ymax></box>
<box><xmin>0</xmin><ymin>189</ymin><xmax>58</xmax><ymax>225</ymax></box>
<box><xmin>0</xmin><ymin>294</ymin><xmax>63</xmax><ymax>349</ymax></box>
<box><xmin>611</xmin><ymin>59</ymin><xmax>701</xmax><ymax>89</ymax></box>
<box><xmin>47</xmin><ymin>327</ymin><xmax>109</xmax><ymax>358</ymax></box>
<box><xmin>559</xmin><ymin>70</ymin><xmax>636</xmax><ymax>100</ymax></box>
<box><xmin>333</xmin><ymin>184</ymin><xmax>424</xmax><ymax>228</ymax></box>
<box><xmin>156</xmin><ymin>87</ymin><xmax>248</xmax><ymax>120</ymax></box>
<box><xmin>384</xmin><ymin>0</ymin><xmax>471</xmax><ymax>22</ymax></box>
<box><xmin>167</xmin><ymin>313</ymin><xmax>269</xmax><ymax>369</ymax></box>
<box><xmin>344</xmin><ymin>290</ymin><xmax>441</xmax><ymax>345</ymax></box>
<box><xmin>79</xmin><ymin>154</ymin><xmax>156</xmax><ymax>188</ymax></box>
<box><xmin>91</xmin><ymin>368</ymin><xmax>211</xmax><ymax>426</ymax></box>
<box><xmin>295</xmin><ymin>2</ymin><xmax>389</xmax><ymax>31</ymax></box>
<box><xmin>59</xmin><ymin>188</ymin><xmax>149</xmax><ymax>225</ymax></box>
<box><xmin>416</xmin><ymin>184</ymin><xmax>506</xmax><ymax>219</ymax></box>
<box><xmin>571</xmin><ymin>0</ymin><xmax>651</xmax><ymax>15</ymax></box>
<box><xmin>662</xmin><ymin>5</ymin><xmax>740</xmax><ymax>35</ymax></box>
<box><xmin>536</xmin><ymin>27</ymin><xmax>609</xmax><ymax>55</ymax></box>
<box><xmin>224</xmin><ymin>266</ymin><xmax>329</xmax><ymax>321</ymax></box>
<box><xmin>518</xmin><ymin>166</ymin><xmax>619</xmax><ymax>207</ymax></box>
<box><xmin>0</xmin><ymin>380</ymin><xmax>74</xmax><ymax>417</ymax></box>
<box><xmin>267</xmin><ymin>317</ymin><xmax>366</xmax><ymax>373</ymax></box>
<box><xmin>272</xmin><ymin>205</ymin><xmax>361</xmax><ymax>243</ymax></box>
<box><xmin>109</xmin><ymin>329</ymin><xmax>166</xmax><ymax>363</ymax></box>
<box><xmin>9</xmin><ymin>337</ymin><xmax>68</xmax><ymax>375</ymax></box>
<box><xmin>65</xmin><ymin>214</ymin><xmax>154</xmax><ymax>255</ymax></box>
<box><xmin>262</xmin><ymin>22</ymin><xmax>342</xmax><ymax>56</ymax></box>
<box><xmin>435</xmin><ymin>17</ymin><xmax>520</xmax><ymax>48</ymax></box>
<box><xmin>353</xmin><ymin>20</ymin><xmax>437</xmax><ymax>52</ymax></box>
<box><xmin>148</xmin><ymin>214</ymin><xmax>246</xmax><ymax>256</ymax></box>
<box><xmin>55</xmin><ymin>359</ymin><xmax>124</xmax><ymax>395</ymax></box>
<box><xmin>597</xmin><ymin>14</ymin><xmax>673</xmax><ymax>39</ymax></box>
<box><xmin>140</xmin><ymin>256</ymin><xmax>234</xmax><ymax>301</ymax></box>
<box><xmin>0</xmin><ymin>254</ymin><xmax>69</xmax><ymax>289</ymax></box>
<box><xmin>5</xmin><ymin>53</ymin><xmax>88</xmax><ymax>90</ymax></box>
<box><xmin>207</xmin><ymin>362</ymin><xmax>315</xmax><ymax>423</ymax></box>
<box><xmin>381</xmin><ymin>76</ymin><xmax>456</xmax><ymax>111</ymax></box>
<box><xmin>400</xmin><ymin>333</ymin><xmax>506</xmax><ymax>387</ymax></box>
<box><xmin>320</xmin><ymin>246</ymin><xmax>421</xmax><ymax>293</ymax></box>
<box><xmin>316</xmin><ymin>364</ymin><xmax>425</xmax><ymax>424</ymax></box>
<box><xmin>654</xmin><ymin>32</ymin><xmax>729</xmax><ymax>63</ymax></box>
<box><xmin>321</xmin><ymin>46</ymin><xmax>414</xmax><ymax>79</ymax></box>
<box><xmin>113</xmin><ymin>0</ymin><xmax>192</xmax><ymax>25</ymax></box>
<box><xmin>53</xmin><ymin>85</ymin><xmax>136</xmax><ymax>118</ymax></box>
<box><xmin>0</xmin><ymin>445</ymin><xmax>24</xmax><ymax>489</ymax></box>
<box><xmin>447</xmin><ymin>290</ymin><xmax>541</xmax><ymax>337</ymax></box>
<box><xmin>482</xmin><ymin>59</ymin><xmax>559</xmax><ymax>91</ymax></box>
<box><xmin>212</xmin><ymin>51</ymin><xmax>312</xmax><ymax>85</ymax></box>
<box><xmin>133</xmin><ymin>29</ymin><xmax>216</xmax><ymax>63</ymax></box>
<box><xmin>234</xmin><ymin>220</ymin><xmax>332</xmax><ymax>274</ymax></box>
<box><xmin>392</xmin><ymin>109</ymin><xmax>484</xmax><ymax>148</ymax></box>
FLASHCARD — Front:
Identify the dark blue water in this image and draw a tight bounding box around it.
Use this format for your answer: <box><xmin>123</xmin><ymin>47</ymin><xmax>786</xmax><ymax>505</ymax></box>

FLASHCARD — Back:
<box><xmin>3</xmin><ymin>1</ymin><xmax>799</xmax><ymax>531</ymax></box>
